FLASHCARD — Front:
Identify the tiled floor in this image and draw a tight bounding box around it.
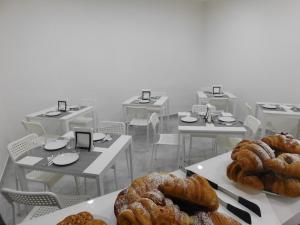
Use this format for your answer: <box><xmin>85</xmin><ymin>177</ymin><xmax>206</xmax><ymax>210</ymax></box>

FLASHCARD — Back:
<box><xmin>0</xmin><ymin>116</ymin><xmax>225</xmax><ymax>225</ymax></box>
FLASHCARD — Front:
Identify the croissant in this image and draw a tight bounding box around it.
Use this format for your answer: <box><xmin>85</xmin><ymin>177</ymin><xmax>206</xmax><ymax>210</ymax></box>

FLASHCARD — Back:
<box><xmin>262</xmin><ymin>133</ymin><xmax>300</xmax><ymax>154</ymax></box>
<box><xmin>264</xmin><ymin>153</ymin><xmax>300</xmax><ymax>178</ymax></box>
<box><xmin>159</xmin><ymin>174</ymin><xmax>219</xmax><ymax>211</ymax></box>
<box><xmin>57</xmin><ymin>211</ymin><xmax>107</xmax><ymax>225</ymax></box>
<box><xmin>192</xmin><ymin>211</ymin><xmax>241</xmax><ymax>225</ymax></box>
<box><xmin>231</xmin><ymin>140</ymin><xmax>275</xmax><ymax>172</ymax></box>
<box><xmin>263</xmin><ymin>174</ymin><xmax>300</xmax><ymax>197</ymax></box>
<box><xmin>227</xmin><ymin>162</ymin><xmax>264</xmax><ymax>190</ymax></box>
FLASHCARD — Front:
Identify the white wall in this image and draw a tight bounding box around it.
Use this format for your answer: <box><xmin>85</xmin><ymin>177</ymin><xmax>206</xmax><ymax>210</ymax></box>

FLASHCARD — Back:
<box><xmin>203</xmin><ymin>0</ymin><xmax>300</xmax><ymax>130</ymax></box>
<box><xmin>0</xmin><ymin>0</ymin><xmax>205</xmax><ymax>176</ymax></box>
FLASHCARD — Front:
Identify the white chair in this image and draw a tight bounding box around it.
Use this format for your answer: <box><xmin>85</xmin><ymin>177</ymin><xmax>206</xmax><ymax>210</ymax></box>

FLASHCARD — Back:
<box><xmin>21</xmin><ymin>120</ymin><xmax>58</xmax><ymax>145</ymax></box>
<box><xmin>125</xmin><ymin>106</ymin><xmax>151</xmax><ymax>144</ymax></box>
<box><xmin>1</xmin><ymin>188</ymin><xmax>89</xmax><ymax>225</ymax></box>
<box><xmin>245</xmin><ymin>102</ymin><xmax>254</xmax><ymax>116</ymax></box>
<box><xmin>215</xmin><ymin>115</ymin><xmax>262</xmax><ymax>152</ymax></box>
<box><xmin>69</xmin><ymin>99</ymin><xmax>97</xmax><ymax>129</ymax></box>
<box><xmin>148</xmin><ymin>91</ymin><xmax>169</xmax><ymax>129</ymax></box>
<box><xmin>149</xmin><ymin>113</ymin><xmax>180</xmax><ymax>170</ymax></box>
<box><xmin>192</xmin><ymin>104</ymin><xmax>208</xmax><ymax>115</ymax></box>
<box><xmin>7</xmin><ymin>134</ymin><xmax>64</xmax><ymax>192</ymax></box>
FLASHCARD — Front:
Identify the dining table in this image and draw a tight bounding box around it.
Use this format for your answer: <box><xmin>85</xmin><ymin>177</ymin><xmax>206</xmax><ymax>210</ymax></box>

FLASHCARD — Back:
<box><xmin>197</xmin><ymin>90</ymin><xmax>238</xmax><ymax>115</ymax></box>
<box><xmin>15</xmin><ymin>132</ymin><xmax>133</xmax><ymax>196</ymax></box>
<box><xmin>26</xmin><ymin>105</ymin><xmax>94</xmax><ymax>135</ymax></box>
<box><xmin>255</xmin><ymin>102</ymin><xmax>300</xmax><ymax>137</ymax></box>
<box><xmin>122</xmin><ymin>95</ymin><xmax>169</xmax><ymax>130</ymax></box>
<box><xmin>18</xmin><ymin>151</ymin><xmax>300</xmax><ymax>225</ymax></box>
<box><xmin>178</xmin><ymin>111</ymin><xmax>247</xmax><ymax>166</ymax></box>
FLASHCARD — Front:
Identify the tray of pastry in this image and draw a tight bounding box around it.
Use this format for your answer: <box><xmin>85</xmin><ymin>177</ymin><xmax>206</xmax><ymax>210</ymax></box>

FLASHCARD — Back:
<box><xmin>226</xmin><ymin>133</ymin><xmax>300</xmax><ymax>198</ymax></box>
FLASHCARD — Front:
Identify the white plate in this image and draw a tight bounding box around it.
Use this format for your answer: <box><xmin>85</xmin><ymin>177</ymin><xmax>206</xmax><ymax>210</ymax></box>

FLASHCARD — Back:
<box><xmin>218</xmin><ymin>116</ymin><xmax>236</xmax><ymax>123</ymax></box>
<box><xmin>93</xmin><ymin>133</ymin><xmax>106</xmax><ymax>141</ymax></box>
<box><xmin>262</xmin><ymin>104</ymin><xmax>277</xmax><ymax>109</ymax></box>
<box><xmin>44</xmin><ymin>140</ymin><xmax>68</xmax><ymax>151</ymax></box>
<box><xmin>69</xmin><ymin>105</ymin><xmax>80</xmax><ymax>110</ymax></box>
<box><xmin>181</xmin><ymin>116</ymin><xmax>198</xmax><ymax>123</ymax></box>
<box><xmin>139</xmin><ymin>99</ymin><xmax>150</xmax><ymax>103</ymax></box>
<box><xmin>52</xmin><ymin>153</ymin><xmax>79</xmax><ymax>166</ymax></box>
<box><xmin>213</xmin><ymin>93</ymin><xmax>225</xmax><ymax>97</ymax></box>
<box><xmin>45</xmin><ymin>111</ymin><xmax>62</xmax><ymax>116</ymax></box>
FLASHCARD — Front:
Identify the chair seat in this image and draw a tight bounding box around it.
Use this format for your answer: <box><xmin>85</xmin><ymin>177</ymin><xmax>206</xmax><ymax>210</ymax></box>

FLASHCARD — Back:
<box><xmin>157</xmin><ymin>134</ymin><xmax>179</xmax><ymax>146</ymax></box>
<box><xmin>70</xmin><ymin>117</ymin><xmax>93</xmax><ymax>125</ymax></box>
<box><xmin>26</xmin><ymin>170</ymin><xmax>63</xmax><ymax>187</ymax></box>
<box><xmin>24</xmin><ymin>194</ymin><xmax>90</xmax><ymax>221</ymax></box>
<box><xmin>129</xmin><ymin>118</ymin><xmax>148</xmax><ymax>127</ymax></box>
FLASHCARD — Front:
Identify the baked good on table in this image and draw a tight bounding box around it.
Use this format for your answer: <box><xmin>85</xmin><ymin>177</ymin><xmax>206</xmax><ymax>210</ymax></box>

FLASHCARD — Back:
<box><xmin>114</xmin><ymin>172</ymin><xmax>241</xmax><ymax>225</ymax></box>
<box><xmin>227</xmin><ymin>134</ymin><xmax>300</xmax><ymax>197</ymax></box>
<box><xmin>57</xmin><ymin>211</ymin><xmax>107</xmax><ymax>225</ymax></box>
<box><xmin>191</xmin><ymin>211</ymin><xmax>241</xmax><ymax>225</ymax></box>
<box><xmin>231</xmin><ymin>140</ymin><xmax>275</xmax><ymax>172</ymax></box>
<box><xmin>262</xmin><ymin>133</ymin><xmax>300</xmax><ymax>154</ymax></box>
<box><xmin>264</xmin><ymin>153</ymin><xmax>300</xmax><ymax>178</ymax></box>
<box><xmin>227</xmin><ymin>161</ymin><xmax>264</xmax><ymax>190</ymax></box>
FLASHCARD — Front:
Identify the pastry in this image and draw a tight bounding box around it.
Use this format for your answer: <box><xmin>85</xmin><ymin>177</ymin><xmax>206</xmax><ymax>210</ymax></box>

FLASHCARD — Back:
<box><xmin>262</xmin><ymin>133</ymin><xmax>300</xmax><ymax>154</ymax></box>
<box><xmin>115</xmin><ymin>173</ymin><xmax>241</xmax><ymax>225</ymax></box>
<box><xmin>264</xmin><ymin>153</ymin><xmax>300</xmax><ymax>178</ymax></box>
<box><xmin>57</xmin><ymin>211</ymin><xmax>107</xmax><ymax>225</ymax></box>
<box><xmin>227</xmin><ymin>161</ymin><xmax>264</xmax><ymax>190</ymax></box>
<box><xmin>192</xmin><ymin>211</ymin><xmax>241</xmax><ymax>225</ymax></box>
<box><xmin>263</xmin><ymin>174</ymin><xmax>300</xmax><ymax>197</ymax></box>
<box><xmin>231</xmin><ymin>140</ymin><xmax>275</xmax><ymax>172</ymax></box>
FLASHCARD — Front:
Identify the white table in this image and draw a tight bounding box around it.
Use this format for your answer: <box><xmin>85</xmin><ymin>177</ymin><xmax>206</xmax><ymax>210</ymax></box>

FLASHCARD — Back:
<box><xmin>178</xmin><ymin>114</ymin><xmax>247</xmax><ymax>166</ymax></box>
<box><xmin>255</xmin><ymin>102</ymin><xmax>300</xmax><ymax>137</ymax></box>
<box><xmin>15</xmin><ymin>135</ymin><xmax>133</xmax><ymax>196</ymax></box>
<box><xmin>26</xmin><ymin>106</ymin><xmax>94</xmax><ymax>135</ymax></box>
<box><xmin>197</xmin><ymin>91</ymin><xmax>238</xmax><ymax>115</ymax></box>
<box><xmin>20</xmin><ymin>152</ymin><xmax>300</xmax><ymax>225</ymax></box>
<box><xmin>122</xmin><ymin>95</ymin><xmax>169</xmax><ymax>129</ymax></box>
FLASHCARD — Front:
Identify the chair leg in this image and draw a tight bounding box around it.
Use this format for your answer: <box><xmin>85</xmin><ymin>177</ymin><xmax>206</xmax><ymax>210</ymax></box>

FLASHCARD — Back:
<box><xmin>151</xmin><ymin>144</ymin><xmax>158</xmax><ymax>170</ymax></box>
<box><xmin>74</xmin><ymin>177</ymin><xmax>80</xmax><ymax>194</ymax></box>
<box><xmin>113</xmin><ymin>165</ymin><xmax>118</xmax><ymax>189</ymax></box>
<box><xmin>84</xmin><ymin>178</ymin><xmax>87</xmax><ymax>195</ymax></box>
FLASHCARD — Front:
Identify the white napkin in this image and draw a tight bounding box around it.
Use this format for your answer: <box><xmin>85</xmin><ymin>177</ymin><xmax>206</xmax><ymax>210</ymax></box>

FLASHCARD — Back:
<box><xmin>17</xmin><ymin>156</ymin><xmax>43</xmax><ymax>166</ymax></box>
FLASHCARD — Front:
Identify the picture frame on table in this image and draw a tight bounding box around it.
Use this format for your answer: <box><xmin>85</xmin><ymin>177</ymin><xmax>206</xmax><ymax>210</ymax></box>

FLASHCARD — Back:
<box><xmin>141</xmin><ymin>89</ymin><xmax>151</xmax><ymax>100</ymax></box>
<box><xmin>74</xmin><ymin>127</ymin><xmax>94</xmax><ymax>151</ymax></box>
<box><xmin>212</xmin><ymin>85</ymin><xmax>223</xmax><ymax>95</ymax></box>
<box><xmin>58</xmin><ymin>101</ymin><xmax>67</xmax><ymax>112</ymax></box>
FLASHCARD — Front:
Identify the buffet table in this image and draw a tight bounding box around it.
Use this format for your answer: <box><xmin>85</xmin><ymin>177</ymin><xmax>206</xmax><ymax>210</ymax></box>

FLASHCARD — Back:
<box><xmin>19</xmin><ymin>152</ymin><xmax>299</xmax><ymax>225</ymax></box>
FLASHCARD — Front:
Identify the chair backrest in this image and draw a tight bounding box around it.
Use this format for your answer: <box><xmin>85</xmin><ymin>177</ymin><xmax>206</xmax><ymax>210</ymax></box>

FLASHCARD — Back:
<box><xmin>22</xmin><ymin>120</ymin><xmax>46</xmax><ymax>138</ymax></box>
<box><xmin>245</xmin><ymin>102</ymin><xmax>254</xmax><ymax>116</ymax></box>
<box><xmin>149</xmin><ymin>113</ymin><xmax>160</xmax><ymax>139</ymax></box>
<box><xmin>1</xmin><ymin>188</ymin><xmax>62</xmax><ymax>208</ymax></box>
<box><xmin>7</xmin><ymin>134</ymin><xmax>40</xmax><ymax>162</ymax></box>
<box><xmin>125</xmin><ymin>106</ymin><xmax>149</xmax><ymax>122</ymax></box>
<box><xmin>97</xmin><ymin>121</ymin><xmax>126</xmax><ymax>135</ymax></box>
<box><xmin>244</xmin><ymin>115</ymin><xmax>261</xmax><ymax>139</ymax></box>
<box><xmin>192</xmin><ymin>104</ymin><xmax>208</xmax><ymax>114</ymax></box>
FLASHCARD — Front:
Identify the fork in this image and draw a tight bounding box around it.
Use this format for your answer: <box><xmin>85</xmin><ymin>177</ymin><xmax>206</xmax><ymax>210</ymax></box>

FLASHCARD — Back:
<box><xmin>47</xmin><ymin>155</ymin><xmax>54</xmax><ymax>166</ymax></box>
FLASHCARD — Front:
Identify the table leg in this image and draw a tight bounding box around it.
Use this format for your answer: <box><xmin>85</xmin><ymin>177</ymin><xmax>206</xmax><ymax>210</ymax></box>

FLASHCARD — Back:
<box><xmin>261</xmin><ymin>114</ymin><xmax>266</xmax><ymax>137</ymax></box>
<box><xmin>177</xmin><ymin>133</ymin><xmax>182</xmax><ymax>168</ymax></box>
<box><xmin>96</xmin><ymin>174</ymin><xmax>105</xmax><ymax>196</ymax></box>
<box><xmin>128</xmin><ymin>143</ymin><xmax>134</xmax><ymax>181</ymax></box>
<box><xmin>15</xmin><ymin>166</ymin><xmax>29</xmax><ymax>191</ymax></box>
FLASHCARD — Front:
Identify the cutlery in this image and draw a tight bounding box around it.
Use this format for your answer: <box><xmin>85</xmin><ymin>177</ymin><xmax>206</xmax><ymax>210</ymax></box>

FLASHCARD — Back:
<box><xmin>179</xmin><ymin>166</ymin><xmax>252</xmax><ymax>224</ymax></box>
<box><xmin>47</xmin><ymin>155</ymin><xmax>54</xmax><ymax>166</ymax></box>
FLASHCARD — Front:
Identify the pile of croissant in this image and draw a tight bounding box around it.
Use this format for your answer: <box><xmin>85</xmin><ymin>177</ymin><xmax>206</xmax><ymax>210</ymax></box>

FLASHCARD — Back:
<box><xmin>227</xmin><ymin>133</ymin><xmax>300</xmax><ymax>197</ymax></box>
<box><xmin>114</xmin><ymin>172</ymin><xmax>241</xmax><ymax>225</ymax></box>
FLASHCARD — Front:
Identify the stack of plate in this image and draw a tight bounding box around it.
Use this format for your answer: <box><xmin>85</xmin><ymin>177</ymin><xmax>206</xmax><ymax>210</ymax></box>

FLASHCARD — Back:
<box><xmin>44</xmin><ymin>140</ymin><xmax>68</xmax><ymax>151</ymax></box>
<box><xmin>45</xmin><ymin>111</ymin><xmax>62</xmax><ymax>117</ymax></box>
<box><xmin>261</xmin><ymin>104</ymin><xmax>278</xmax><ymax>109</ymax></box>
<box><xmin>52</xmin><ymin>153</ymin><xmax>79</xmax><ymax>166</ymax></box>
<box><xmin>218</xmin><ymin>116</ymin><xmax>236</xmax><ymax>123</ymax></box>
<box><xmin>139</xmin><ymin>99</ymin><xmax>150</xmax><ymax>104</ymax></box>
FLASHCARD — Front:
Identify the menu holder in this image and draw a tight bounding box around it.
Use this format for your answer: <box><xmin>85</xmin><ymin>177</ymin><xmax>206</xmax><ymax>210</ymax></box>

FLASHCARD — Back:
<box><xmin>58</xmin><ymin>100</ymin><xmax>67</xmax><ymax>112</ymax></box>
<box><xmin>212</xmin><ymin>85</ymin><xmax>223</xmax><ymax>95</ymax></box>
<box><xmin>74</xmin><ymin>127</ymin><xmax>94</xmax><ymax>151</ymax></box>
<box><xmin>141</xmin><ymin>89</ymin><xmax>151</xmax><ymax>100</ymax></box>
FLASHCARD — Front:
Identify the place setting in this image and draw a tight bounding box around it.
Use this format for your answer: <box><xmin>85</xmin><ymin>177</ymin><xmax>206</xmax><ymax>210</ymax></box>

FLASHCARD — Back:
<box><xmin>213</xmin><ymin>113</ymin><xmax>243</xmax><ymax>127</ymax></box>
<box><xmin>259</xmin><ymin>103</ymin><xmax>286</xmax><ymax>112</ymax></box>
